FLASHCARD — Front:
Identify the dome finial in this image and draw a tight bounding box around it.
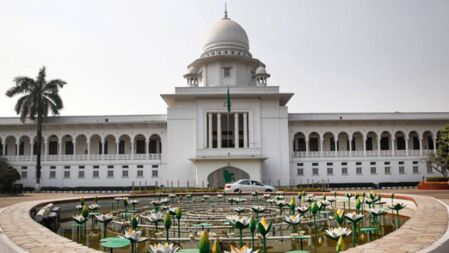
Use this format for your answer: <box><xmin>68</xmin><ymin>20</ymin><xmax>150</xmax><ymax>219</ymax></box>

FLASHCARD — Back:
<box><xmin>224</xmin><ymin>2</ymin><xmax>228</xmax><ymax>19</ymax></box>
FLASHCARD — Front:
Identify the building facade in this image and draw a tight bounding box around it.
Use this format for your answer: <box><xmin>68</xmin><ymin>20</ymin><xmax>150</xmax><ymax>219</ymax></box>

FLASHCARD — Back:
<box><xmin>1</xmin><ymin>14</ymin><xmax>448</xmax><ymax>189</ymax></box>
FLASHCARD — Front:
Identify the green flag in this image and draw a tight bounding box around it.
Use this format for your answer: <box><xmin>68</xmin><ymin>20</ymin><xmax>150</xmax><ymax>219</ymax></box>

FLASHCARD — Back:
<box><xmin>226</xmin><ymin>88</ymin><xmax>231</xmax><ymax>113</ymax></box>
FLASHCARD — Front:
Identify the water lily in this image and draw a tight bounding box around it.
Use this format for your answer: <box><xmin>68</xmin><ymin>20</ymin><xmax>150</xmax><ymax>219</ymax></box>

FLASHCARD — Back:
<box><xmin>345</xmin><ymin>212</ymin><xmax>364</xmax><ymax>246</ymax></box>
<box><xmin>95</xmin><ymin>213</ymin><xmax>113</xmax><ymax>223</ymax></box>
<box><xmin>275</xmin><ymin>200</ymin><xmax>287</xmax><ymax>214</ymax></box>
<box><xmin>130</xmin><ymin>199</ymin><xmax>139</xmax><ymax>209</ymax></box>
<box><xmin>251</xmin><ymin>206</ymin><xmax>265</xmax><ymax>219</ymax></box>
<box><xmin>305</xmin><ymin>194</ymin><xmax>315</xmax><ymax>203</ymax></box>
<box><xmin>263</xmin><ymin>193</ymin><xmax>271</xmax><ymax>199</ymax></box>
<box><xmin>227</xmin><ymin>215</ymin><xmax>250</xmax><ymax>246</ymax></box>
<box><xmin>388</xmin><ymin>202</ymin><xmax>406</xmax><ymax>228</ymax></box>
<box><xmin>276</xmin><ymin>191</ymin><xmax>284</xmax><ymax>196</ymax></box>
<box><xmin>320</xmin><ymin>200</ymin><xmax>330</xmax><ymax>209</ymax></box>
<box><xmin>161</xmin><ymin>198</ymin><xmax>170</xmax><ymax>204</ymax></box>
<box><xmin>345</xmin><ymin>193</ymin><xmax>354</xmax><ymax>210</ymax></box>
<box><xmin>369</xmin><ymin>207</ymin><xmax>387</xmax><ymax>216</ymax></box>
<box><xmin>142</xmin><ymin>211</ymin><xmax>164</xmax><ymax>231</ymax></box>
<box><xmin>233</xmin><ymin>206</ymin><xmax>245</xmax><ymax>214</ymax></box>
<box><xmin>283</xmin><ymin>214</ymin><xmax>302</xmax><ymax>233</ymax></box>
<box><xmin>217</xmin><ymin>194</ymin><xmax>223</xmax><ymax>198</ymax></box>
<box><xmin>257</xmin><ymin>217</ymin><xmax>272</xmax><ymax>253</ymax></box>
<box><xmin>203</xmin><ymin>195</ymin><xmax>210</xmax><ymax>200</ymax></box>
<box><xmin>149</xmin><ymin>242</ymin><xmax>179</xmax><ymax>253</ymax></box>
<box><xmin>169</xmin><ymin>193</ymin><xmax>176</xmax><ymax>199</ymax></box>
<box><xmin>275</xmin><ymin>195</ymin><xmax>285</xmax><ymax>200</ymax></box>
<box><xmin>296</xmin><ymin>205</ymin><xmax>309</xmax><ymax>216</ymax></box>
<box><xmin>225</xmin><ymin>245</ymin><xmax>259</xmax><ymax>253</ymax></box>
<box><xmin>88</xmin><ymin>203</ymin><xmax>100</xmax><ymax>211</ymax></box>
<box><xmin>198</xmin><ymin>231</ymin><xmax>211</xmax><ymax>253</ymax></box>
<box><xmin>325</xmin><ymin>227</ymin><xmax>352</xmax><ymax>240</ymax></box>
<box><xmin>124</xmin><ymin>228</ymin><xmax>142</xmax><ymax>241</ymax></box>
<box><xmin>72</xmin><ymin>214</ymin><xmax>87</xmax><ymax>224</ymax></box>
<box><xmin>235</xmin><ymin>198</ymin><xmax>246</xmax><ymax>203</ymax></box>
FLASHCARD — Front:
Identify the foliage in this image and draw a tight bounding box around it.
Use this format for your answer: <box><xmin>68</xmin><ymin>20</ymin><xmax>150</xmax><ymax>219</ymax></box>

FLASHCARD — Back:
<box><xmin>5</xmin><ymin>66</ymin><xmax>66</xmax><ymax>191</ymax></box>
<box><xmin>0</xmin><ymin>157</ymin><xmax>21</xmax><ymax>193</ymax></box>
<box><xmin>426</xmin><ymin>176</ymin><xmax>449</xmax><ymax>182</ymax></box>
<box><xmin>426</xmin><ymin>125</ymin><xmax>449</xmax><ymax>177</ymax></box>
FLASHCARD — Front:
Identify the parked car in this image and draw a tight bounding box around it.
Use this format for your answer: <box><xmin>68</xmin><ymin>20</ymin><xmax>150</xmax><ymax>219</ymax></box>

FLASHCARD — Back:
<box><xmin>224</xmin><ymin>179</ymin><xmax>276</xmax><ymax>193</ymax></box>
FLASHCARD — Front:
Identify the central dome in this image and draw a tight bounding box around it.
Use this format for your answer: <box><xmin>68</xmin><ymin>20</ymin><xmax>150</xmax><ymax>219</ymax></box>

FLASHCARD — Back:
<box><xmin>202</xmin><ymin>17</ymin><xmax>250</xmax><ymax>56</ymax></box>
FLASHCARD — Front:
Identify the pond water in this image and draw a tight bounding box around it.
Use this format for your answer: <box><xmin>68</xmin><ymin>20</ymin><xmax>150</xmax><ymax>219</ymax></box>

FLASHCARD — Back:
<box><xmin>54</xmin><ymin>195</ymin><xmax>409</xmax><ymax>253</ymax></box>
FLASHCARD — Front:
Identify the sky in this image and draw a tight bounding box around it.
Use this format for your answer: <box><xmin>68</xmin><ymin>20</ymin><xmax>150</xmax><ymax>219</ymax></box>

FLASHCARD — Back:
<box><xmin>0</xmin><ymin>0</ymin><xmax>448</xmax><ymax>117</ymax></box>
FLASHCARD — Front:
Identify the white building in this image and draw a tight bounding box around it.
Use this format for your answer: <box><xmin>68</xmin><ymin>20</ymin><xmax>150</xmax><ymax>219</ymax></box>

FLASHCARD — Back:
<box><xmin>1</xmin><ymin>14</ymin><xmax>448</xmax><ymax>189</ymax></box>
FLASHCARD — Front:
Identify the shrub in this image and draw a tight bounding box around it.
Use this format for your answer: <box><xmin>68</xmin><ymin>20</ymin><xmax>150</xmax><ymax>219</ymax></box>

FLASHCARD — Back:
<box><xmin>0</xmin><ymin>157</ymin><xmax>21</xmax><ymax>193</ymax></box>
<box><xmin>426</xmin><ymin>176</ymin><xmax>449</xmax><ymax>182</ymax></box>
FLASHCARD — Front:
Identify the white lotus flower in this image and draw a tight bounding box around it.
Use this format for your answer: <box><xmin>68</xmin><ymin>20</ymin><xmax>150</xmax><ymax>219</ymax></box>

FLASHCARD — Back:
<box><xmin>130</xmin><ymin>199</ymin><xmax>139</xmax><ymax>205</ymax></box>
<box><xmin>168</xmin><ymin>193</ymin><xmax>176</xmax><ymax>198</ymax></box>
<box><xmin>275</xmin><ymin>200</ymin><xmax>287</xmax><ymax>206</ymax></box>
<box><xmin>320</xmin><ymin>200</ymin><xmax>330</xmax><ymax>207</ymax></box>
<box><xmin>276</xmin><ymin>191</ymin><xmax>284</xmax><ymax>195</ymax></box>
<box><xmin>345</xmin><ymin>212</ymin><xmax>364</xmax><ymax>222</ymax></box>
<box><xmin>251</xmin><ymin>206</ymin><xmax>266</xmax><ymax>213</ymax></box>
<box><xmin>226</xmin><ymin>215</ymin><xmax>250</xmax><ymax>228</ymax></box>
<box><xmin>95</xmin><ymin>213</ymin><xmax>113</xmax><ymax>223</ymax></box>
<box><xmin>142</xmin><ymin>212</ymin><xmax>164</xmax><ymax>223</ymax></box>
<box><xmin>149</xmin><ymin>242</ymin><xmax>179</xmax><ymax>253</ymax></box>
<box><xmin>161</xmin><ymin>198</ymin><xmax>170</xmax><ymax>204</ymax></box>
<box><xmin>217</xmin><ymin>194</ymin><xmax>223</xmax><ymax>198</ymax></box>
<box><xmin>88</xmin><ymin>203</ymin><xmax>100</xmax><ymax>210</ymax></box>
<box><xmin>203</xmin><ymin>195</ymin><xmax>210</xmax><ymax>199</ymax></box>
<box><xmin>263</xmin><ymin>193</ymin><xmax>271</xmax><ymax>199</ymax></box>
<box><xmin>305</xmin><ymin>195</ymin><xmax>316</xmax><ymax>202</ymax></box>
<box><xmin>75</xmin><ymin>204</ymin><xmax>83</xmax><ymax>210</ymax></box>
<box><xmin>235</xmin><ymin>198</ymin><xmax>246</xmax><ymax>203</ymax></box>
<box><xmin>275</xmin><ymin>195</ymin><xmax>285</xmax><ymax>200</ymax></box>
<box><xmin>233</xmin><ymin>206</ymin><xmax>245</xmax><ymax>213</ymax></box>
<box><xmin>369</xmin><ymin>207</ymin><xmax>387</xmax><ymax>216</ymax></box>
<box><xmin>266</xmin><ymin>198</ymin><xmax>275</xmax><ymax>204</ymax></box>
<box><xmin>124</xmin><ymin>228</ymin><xmax>142</xmax><ymax>241</ymax></box>
<box><xmin>325</xmin><ymin>227</ymin><xmax>352</xmax><ymax>240</ymax></box>
<box><xmin>283</xmin><ymin>214</ymin><xmax>302</xmax><ymax>225</ymax></box>
<box><xmin>296</xmin><ymin>205</ymin><xmax>309</xmax><ymax>214</ymax></box>
<box><xmin>72</xmin><ymin>214</ymin><xmax>86</xmax><ymax>224</ymax></box>
<box><xmin>225</xmin><ymin>245</ymin><xmax>258</xmax><ymax>253</ymax></box>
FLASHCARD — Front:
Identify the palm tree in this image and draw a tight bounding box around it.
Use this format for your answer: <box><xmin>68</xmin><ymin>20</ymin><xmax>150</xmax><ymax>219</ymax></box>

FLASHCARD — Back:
<box><xmin>5</xmin><ymin>66</ymin><xmax>66</xmax><ymax>191</ymax></box>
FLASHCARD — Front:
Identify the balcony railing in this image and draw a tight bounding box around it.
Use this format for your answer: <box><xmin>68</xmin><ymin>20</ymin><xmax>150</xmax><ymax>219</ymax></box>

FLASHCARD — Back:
<box><xmin>3</xmin><ymin>153</ymin><xmax>161</xmax><ymax>162</ymax></box>
<box><xmin>293</xmin><ymin>149</ymin><xmax>434</xmax><ymax>158</ymax></box>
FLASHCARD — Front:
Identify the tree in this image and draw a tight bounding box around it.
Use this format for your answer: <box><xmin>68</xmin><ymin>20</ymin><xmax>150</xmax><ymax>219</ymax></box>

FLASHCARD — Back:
<box><xmin>5</xmin><ymin>66</ymin><xmax>66</xmax><ymax>191</ymax></box>
<box><xmin>0</xmin><ymin>156</ymin><xmax>21</xmax><ymax>193</ymax></box>
<box><xmin>426</xmin><ymin>125</ymin><xmax>449</xmax><ymax>177</ymax></box>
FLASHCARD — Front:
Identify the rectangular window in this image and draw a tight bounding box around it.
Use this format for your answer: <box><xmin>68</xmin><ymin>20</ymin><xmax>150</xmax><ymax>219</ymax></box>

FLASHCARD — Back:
<box><xmin>64</xmin><ymin>171</ymin><xmax>70</xmax><ymax>178</ymax></box>
<box><xmin>413</xmin><ymin>166</ymin><xmax>419</xmax><ymax>174</ymax></box>
<box><xmin>356</xmin><ymin>162</ymin><xmax>362</xmax><ymax>166</ymax></box>
<box><xmin>399</xmin><ymin>166</ymin><xmax>405</xmax><ymax>174</ymax></box>
<box><xmin>78</xmin><ymin>170</ymin><xmax>85</xmax><ymax>178</ymax></box>
<box><xmin>398</xmin><ymin>161</ymin><xmax>404</xmax><ymax>165</ymax></box>
<box><xmin>327</xmin><ymin>168</ymin><xmax>333</xmax><ymax>175</ymax></box>
<box><xmin>413</xmin><ymin>137</ymin><xmax>420</xmax><ymax>150</ymax></box>
<box><xmin>122</xmin><ymin>170</ymin><xmax>129</xmax><ymax>178</ymax></box>
<box><xmin>19</xmin><ymin>142</ymin><xmax>24</xmax><ymax>155</ymax></box>
<box><xmin>122</xmin><ymin>165</ymin><xmax>129</xmax><ymax>169</ymax></box>
<box><xmin>21</xmin><ymin>166</ymin><xmax>27</xmax><ymax>170</ymax></box>
<box><xmin>356</xmin><ymin>167</ymin><xmax>362</xmax><ymax>175</ymax></box>
<box><xmin>370</xmin><ymin>162</ymin><xmax>376</xmax><ymax>165</ymax></box>
<box><xmin>64</xmin><ymin>165</ymin><xmax>70</xmax><ymax>169</ymax></box>
<box><xmin>341</xmin><ymin>162</ymin><xmax>347</xmax><ymax>166</ymax></box>
<box><xmin>50</xmin><ymin>171</ymin><xmax>56</xmax><ymax>179</ymax></box>
<box><xmin>21</xmin><ymin>171</ymin><xmax>27</xmax><ymax>178</ymax></box>
<box><xmin>385</xmin><ymin>167</ymin><xmax>391</xmax><ymax>174</ymax></box>
<box><xmin>342</xmin><ymin>167</ymin><xmax>348</xmax><ymax>175</ymax></box>
<box><xmin>326</xmin><ymin>162</ymin><xmax>333</xmax><ymax>166</ymax></box>
<box><xmin>366</xmin><ymin>137</ymin><xmax>373</xmax><ymax>150</ymax></box>
<box><xmin>297</xmin><ymin>163</ymin><xmax>304</xmax><ymax>166</ymax></box>
<box><xmin>136</xmin><ymin>140</ymin><xmax>145</xmax><ymax>154</ymax></box>
<box><xmin>413</xmin><ymin>161</ymin><xmax>418</xmax><ymax>165</ymax></box>
<box><xmin>370</xmin><ymin>167</ymin><xmax>376</xmax><ymax>174</ymax></box>
<box><xmin>223</xmin><ymin>67</ymin><xmax>231</xmax><ymax>77</ymax></box>
<box><xmin>384</xmin><ymin>161</ymin><xmax>390</xmax><ymax>165</ymax></box>
<box><xmin>107</xmin><ymin>165</ymin><xmax>114</xmax><ymax>169</ymax></box>
<box><xmin>152</xmin><ymin>170</ymin><xmax>158</xmax><ymax>177</ymax></box>
<box><xmin>78</xmin><ymin>165</ymin><xmax>85</xmax><ymax>169</ymax></box>
<box><xmin>380</xmin><ymin>137</ymin><xmax>389</xmax><ymax>150</ymax></box>
<box><xmin>312</xmin><ymin>162</ymin><xmax>319</xmax><ymax>166</ymax></box>
<box><xmin>93</xmin><ymin>170</ymin><xmax>99</xmax><ymax>178</ymax></box>
<box><xmin>137</xmin><ymin>170</ymin><xmax>144</xmax><ymax>177</ymax></box>
<box><xmin>297</xmin><ymin>168</ymin><xmax>304</xmax><ymax>176</ymax></box>
<box><xmin>119</xmin><ymin>140</ymin><xmax>125</xmax><ymax>154</ymax></box>
<box><xmin>65</xmin><ymin>141</ymin><xmax>74</xmax><ymax>155</ymax></box>
<box><xmin>427</xmin><ymin>166</ymin><xmax>433</xmax><ymax>174</ymax></box>
<box><xmin>152</xmin><ymin>165</ymin><xmax>158</xmax><ymax>168</ymax></box>
<box><xmin>49</xmin><ymin>141</ymin><xmax>58</xmax><ymax>155</ymax></box>
<box><xmin>137</xmin><ymin>165</ymin><xmax>144</xmax><ymax>169</ymax></box>
<box><xmin>312</xmin><ymin>168</ymin><xmax>319</xmax><ymax>175</ymax></box>
<box><xmin>107</xmin><ymin>170</ymin><xmax>114</xmax><ymax>178</ymax></box>
<box><xmin>93</xmin><ymin>165</ymin><xmax>100</xmax><ymax>169</ymax></box>
<box><xmin>50</xmin><ymin>166</ymin><xmax>56</xmax><ymax>169</ymax></box>
<box><xmin>309</xmin><ymin>138</ymin><xmax>319</xmax><ymax>151</ymax></box>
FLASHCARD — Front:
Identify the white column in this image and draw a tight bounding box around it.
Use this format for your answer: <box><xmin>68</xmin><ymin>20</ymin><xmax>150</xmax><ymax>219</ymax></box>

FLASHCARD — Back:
<box><xmin>405</xmin><ymin>138</ymin><xmax>409</xmax><ymax>156</ymax></box>
<box><xmin>391</xmin><ymin>137</ymin><xmax>395</xmax><ymax>156</ymax></box>
<box><xmin>145</xmin><ymin>140</ymin><xmax>149</xmax><ymax>159</ymax></box>
<box><xmin>363</xmin><ymin>138</ymin><xmax>367</xmax><ymax>157</ymax></box>
<box><xmin>116</xmin><ymin>141</ymin><xmax>120</xmax><ymax>154</ymax></box>
<box><xmin>16</xmin><ymin>142</ymin><xmax>19</xmax><ymax>157</ymax></box>
<box><xmin>131</xmin><ymin>141</ymin><xmax>134</xmax><ymax>159</ymax></box>
<box><xmin>234</xmin><ymin>113</ymin><xmax>239</xmax><ymax>148</ymax></box>
<box><xmin>320</xmin><ymin>138</ymin><xmax>324</xmax><ymax>157</ymax></box>
<box><xmin>305</xmin><ymin>138</ymin><xmax>309</xmax><ymax>158</ymax></box>
<box><xmin>208</xmin><ymin>113</ymin><xmax>213</xmax><ymax>148</ymax></box>
<box><xmin>243</xmin><ymin>113</ymin><xmax>248</xmax><ymax>148</ymax></box>
<box><xmin>433</xmin><ymin>134</ymin><xmax>437</xmax><ymax>157</ymax></box>
<box><xmin>73</xmin><ymin>142</ymin><xmax>76</xmax><ymax>160</ymax></box>
<box><xmin>100</xmin><ymin>141</ymin><xmax>104</xmax><ymax>160</ymax></box>
<box><xmin>44</xmin><ymin>141</ymin><xmax>48</xmax><ymax>160</ymax></box>
<box><xmin>87</xmin><ymin>142</ymin><xmax>90</xmax><ymax>156</ymax></box>
<box><xmin>58</xmin><ymin>141</ymin><xmax>62</xmax><ymax>159</ymax></box>
<box><xmin>30</xmin><ymin>141</ymin><xmax>34</xmax><ymax>158</ymax></box>
<box><xmin>377</xmin><ymin>138</ymin><xmax>381</xmax><ymax>157</ymax></box>
<box><xmin>349</xmin><ymin>138</ymin><xmax>352</xmax><ymax>157</ymax></box>
<box><xmin>156</xmin><ymin>139</ymin><xmax>161</xmax><ymax>153</ymax></box>
<box><xmin>217</xmin><ymin>113</ymin><xmax>222</xmax><ymax>148</ymax></box>
<box><xmin>334</xmin><ymin>139</ymin><xmax>338</xmax><ymax>157</ymax></box>
<box><xmin>294</xmin><ymin>138</ymin><xmax>299</xmax><ymax>151</ymax></box>
<box><xmin>419</xmin><ymin>138</ymin><xmax>423</xmax><ymax>156</ymax></box>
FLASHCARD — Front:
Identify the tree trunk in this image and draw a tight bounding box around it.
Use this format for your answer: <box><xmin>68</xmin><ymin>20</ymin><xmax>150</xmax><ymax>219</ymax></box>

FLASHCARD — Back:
<box><xmin>35</xmin><ymin>102</ymin><xmax>42</xmax><ymax>192</ymax></box>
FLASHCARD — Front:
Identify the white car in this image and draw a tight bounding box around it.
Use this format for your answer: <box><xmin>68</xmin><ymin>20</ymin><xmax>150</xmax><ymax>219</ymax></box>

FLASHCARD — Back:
<box><xmin>224</xmin><ymin>179</ymin><xmax>276</xmax><ymax>193</ymax></box>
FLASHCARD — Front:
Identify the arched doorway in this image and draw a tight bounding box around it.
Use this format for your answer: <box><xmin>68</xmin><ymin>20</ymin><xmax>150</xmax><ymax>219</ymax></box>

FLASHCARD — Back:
<box><xmin>207</xmin><ymin>166</ymin><xmax>250</xmax><ymax>188</ymax></box>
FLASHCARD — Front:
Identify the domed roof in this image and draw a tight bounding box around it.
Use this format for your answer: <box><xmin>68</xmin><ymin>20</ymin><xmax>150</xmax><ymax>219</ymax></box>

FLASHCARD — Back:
<box><xmin>202</xmin><ymin>18</ymin><xmax>249</xmax><ymax>54</ymax></box>
<box><xmin>255</xmin><ymin>66</ymin><xmax>267</xmax><ymax>75</ymax></box>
